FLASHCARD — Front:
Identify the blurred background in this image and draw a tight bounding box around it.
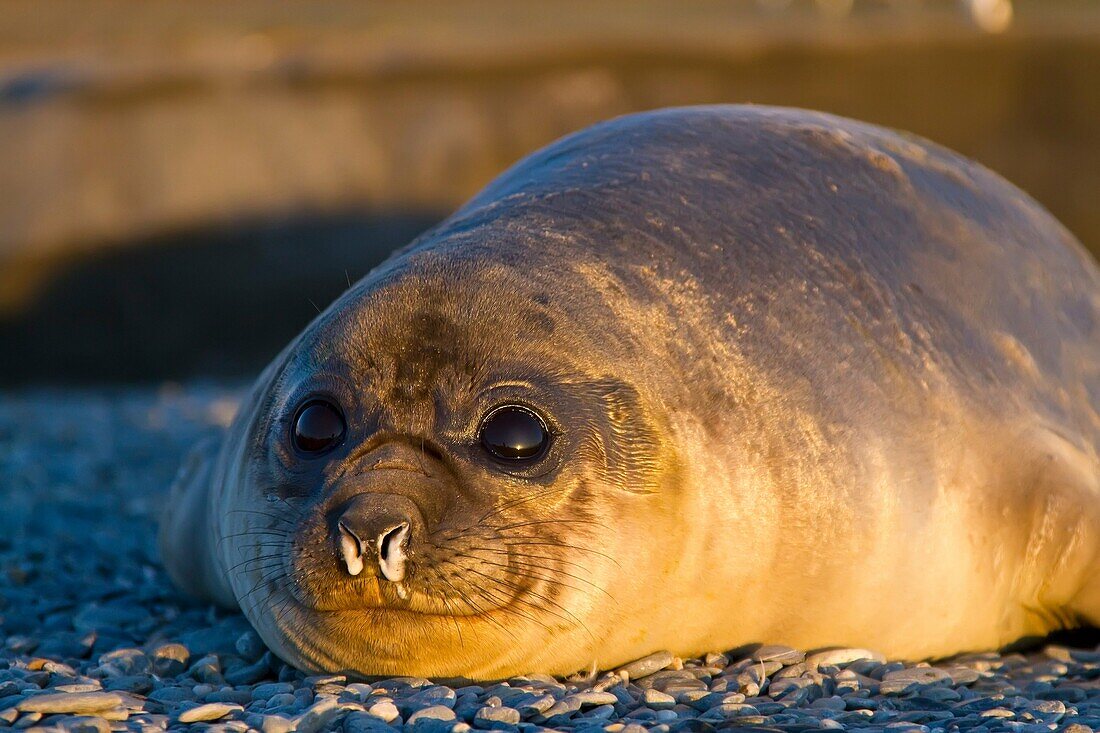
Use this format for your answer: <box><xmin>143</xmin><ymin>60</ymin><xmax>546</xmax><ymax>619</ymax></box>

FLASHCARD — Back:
<box><xmin>1</xmin><ymin>0</ymin><xmax>1098</xmax><ymax>385</ymax></box>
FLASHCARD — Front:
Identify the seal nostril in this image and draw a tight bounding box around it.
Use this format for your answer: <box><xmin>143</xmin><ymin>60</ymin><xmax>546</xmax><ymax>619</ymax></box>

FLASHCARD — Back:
<box><xmin>338</xmin><ymin>521</ymin><xmax>365</xmax><ymax>577</ymax></box>
<box><xmin>377</xmin><ymin>522</ymin><xmax>410</xmax><ymax>583</ymax></box>
<box><xmin>378</xmin><ymin>525</ymin><xmax>399</xmax><ymax>563</ymax></box>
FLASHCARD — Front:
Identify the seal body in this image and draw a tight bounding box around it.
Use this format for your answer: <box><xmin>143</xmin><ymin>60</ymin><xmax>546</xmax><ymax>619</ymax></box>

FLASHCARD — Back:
<box><xmin>160</xmin><ymin>106</ymin><xmax>1100</xmax><ymax>680</ymax></box>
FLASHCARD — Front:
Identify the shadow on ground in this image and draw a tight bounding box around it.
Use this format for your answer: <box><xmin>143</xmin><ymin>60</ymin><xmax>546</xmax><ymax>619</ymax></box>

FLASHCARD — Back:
<box><xmin>0</xmin><ymin>212</ymin><xmax>441</xmax><ymax>384</ymax></box>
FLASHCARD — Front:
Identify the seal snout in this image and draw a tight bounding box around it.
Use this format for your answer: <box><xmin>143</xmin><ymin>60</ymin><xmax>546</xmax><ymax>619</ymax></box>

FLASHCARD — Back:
<box><xmin>334</xmin><ymin>493</ymin><xmax>419</xmax><ymax>583</ymax></box>
<box><xmin>338</xmin><ymin>519</ymin><xmax>409</xmax><ymax>581</ymax></box>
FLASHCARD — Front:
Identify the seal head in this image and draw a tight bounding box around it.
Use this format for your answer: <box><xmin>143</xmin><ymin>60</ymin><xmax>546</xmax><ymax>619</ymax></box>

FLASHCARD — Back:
<box><xmin>164</xmin><ymin>256</ymin><xmax>680</xmax><ymax>679</ymax></box>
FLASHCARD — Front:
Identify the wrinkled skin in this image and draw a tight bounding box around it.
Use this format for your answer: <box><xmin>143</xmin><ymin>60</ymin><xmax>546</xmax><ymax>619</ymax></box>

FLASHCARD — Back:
<box><xmin>160</xmin><ymin>105</ymin><xmax>1100</xmax><ymax>681</ymax></box>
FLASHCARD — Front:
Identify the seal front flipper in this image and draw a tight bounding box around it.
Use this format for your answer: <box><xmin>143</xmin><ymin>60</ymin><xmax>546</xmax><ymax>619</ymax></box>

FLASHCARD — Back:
<box><xmin>1010</xmin><ymin>427</ymin><xmax>1100</xmax><ymax>631</ymax></box>
<box><xmin>158</xmin><ymin>435</ymin><xmax>236</xmax><ymax>608</ymax></box>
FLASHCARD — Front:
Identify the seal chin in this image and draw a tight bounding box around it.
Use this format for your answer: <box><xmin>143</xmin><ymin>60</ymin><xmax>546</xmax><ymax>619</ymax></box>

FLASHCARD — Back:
<box><xmin>248</xmin><ymin>598</ymin><xmax>533</xmax><ymax>680</ymax></box>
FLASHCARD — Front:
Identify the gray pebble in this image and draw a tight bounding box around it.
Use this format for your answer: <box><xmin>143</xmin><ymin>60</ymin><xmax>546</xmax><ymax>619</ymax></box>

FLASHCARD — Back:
<box><xmin>620</xmin><ymin>724</ymin><xmax>649</xmax><ymax>733</ymax></box>
<box><xmin>293</xmin><ymin>686</ymin><xmax>315</xmax><ymax>707</ymax></box>
<box><xmin>265</xmin><ymin>692</ymin><xmax>297</xmax><ymax>710</ymax></box>
<box><xmin>345</xmin><ymin>710</ymin><xmax>402</xmax><ymax>733</ymax></box>
<box><xmin>295</xmin><ymin>697</ymin><xmax>351</xmax><ymax>733</ymax></box>
<box><xmin>699</xmin><ymin>702</ymin><xmax>758</xmax><ymax>720</ymax></box>
<box><xmin>49</xmin><ymin>683</ymin><xmax>101</xmax><ymax>694</ymax></box>
<box><xmin>150</xmin><ymin>643</ymin><xmax>190</xmax><ymax>677</ymax></box>
<box><xmin>205</xmin><ymin>689</ymin><xmax>253</xmax><ymax>705</ymax></box>
<box><xmin>514</xmin><ymin>693</ymin><xmax>556</xmax><ymax>716</ymax></box>
<box><xmin>349</xmin><ymin>682</ymin><xmax>375</xmax><ymax>695</ymax></box>
<box><xmin>147</xmin><ymin>685</ymin><xmax>196</xmax><ymax>704</ymax></box>
<box><xmin>225</xmin><ymin>652</ymin><xmax>273</xmax><ymax>685</ymax></box>
<box><xmin>539</xmin><ymin>696</ymin><xmax>583</xmax><ymax>720</ymax></box>
<box><xmin>405</xmin><ymin>685</ymin><xmax>459</xmax><ymax>712</ymax></box>
<box><xmin>581</xmin><ymin>703</ymin><xmax>614</xmax><ymax>720</ymax></box>
<box><xmin>918</xmin><ymin>687</ymin><xmax>960</xmax><ymax>703</ymax></box>
<box><xmin>408</xmin><ymin>704</ymin><xmax>458</xmax><ymax>723</ymax></box>
<box><xmin>616</xmin><ymin>651</ymin><xmax>675</xmax><ymax>681</ymax></box>
<box><xmin>35</xmin><ymin>634</ymin><xmax>94</xmax><ymax>660</ymax></box>
<box><xmin>56</xmin><ymin>715</ymin><xmax>112</xmax><ymax>733</ymax></box>
<box><xmin>17</xmin><ymin>691</ymin><xmax>123</xmax><ymax>714</ymax></box>
<box><xmin>879</xmin><ymin>667</ymin><xmax>952</xmax><ymax>695</ymax></box>
<box><xmin>96</xmin><ymin>648</ymin><xmax>150</xmax><ymax>676</ymax></box>
<box><xmin>14</xmin><ymin>711</ymin><xmax>43</xmax><ymax>728</ymax></box>
<box><xmin>257</xmin><ymin>713</ymin><xmax>296</xmax><ymax>733</ymax></box>
<box><xmin>179</xmin><ymin>618</ymin><xmax>252</xmax><ymax>658</ymax></box>
<box><xmin>187</xmin><ymin>654</ymin><xmax>222</xmax><ymax>684</ymax></box>
<box><xmin>251</xmin><ymin>682</ymin><xmax>294</xmax><ymax>701</ymax></box>
<box><xmin>1062</xmin><ymin>725</ymin><xmax>1093</xmax><ymax>733</ymax></box>
<box><xmin>367</xmin><ymin>699</ymin><xmax>400</xmax><ymax>722</ymax></box>
<box><xmin>810</xmin><ymin>695</ymin><xmax>847</xmax><ymax>710</ymax></box>
<box><xmin>642</xmin><ymin>688</ymin><xmax>676</xmax><ymax>709</ymax></box>
<box><xmin>751</xmin><ymin>645</ymin><xmax>805</xmax><ymax>666</ymax></box>
<box><xmin>411</xmin><ymin>720</ymin><xmax>472</xmax><ymax>733</ymax></box>
<box><xmin>176</xmin><ymin>702</ymin><xmax>243</xmax><ymax>723</ymax></box>
<box><xmin>806</xmin><ymin>649</ymin><xmax>886</xmax><ymax>669</ymax></box>
<box><xmin>474</xmin><ymin>705</ymin><xmax>521</xmax><ymax>728</ymax></box>
<box><xmin>102</xmin><ymin>674</ymin><xmax>152</xmax><ymax>694</ymax></box>
<box><xmin>234</xmin><ymin>630</ymin><xmax>266</xmax><ymax>662</ymax></box>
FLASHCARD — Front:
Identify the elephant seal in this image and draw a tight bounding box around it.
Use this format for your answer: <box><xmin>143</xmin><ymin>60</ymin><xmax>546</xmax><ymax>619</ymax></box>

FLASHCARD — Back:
<box><xmin>160</xmin><ymin>105</ymin><xmax>1100</xmax><ymax>680</ymax></box>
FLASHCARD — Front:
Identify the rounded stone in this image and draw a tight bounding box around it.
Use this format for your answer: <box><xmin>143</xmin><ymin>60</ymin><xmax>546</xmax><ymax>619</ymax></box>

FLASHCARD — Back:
<box><xmin>408</xmin><ymin>705</ymin><xmax>458</xmax><ymax>723</ymax></box>
<box><xmin>176</xmin><ymin>702</ymin><xmax>243</xmax><ymax>723</ymax></box>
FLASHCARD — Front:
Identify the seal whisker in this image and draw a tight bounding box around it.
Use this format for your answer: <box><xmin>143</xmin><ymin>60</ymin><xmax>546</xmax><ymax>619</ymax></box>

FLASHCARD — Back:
<box><xmin>498</xmin><ymin>538</ymin><xmax>623</xmax><ymax>567</ymax></box>
<box><xmin>468</xmin><ymin>569</ymin><xmax>590</xmax><ymax>641</ymax></box>
<box><xmin>422</xmin><ymin>563</ymin><xmax>473</xmax><ymax>647</ymax></box>
<box><xmin>461</xmin><ymin>566</ymin><xmax>595</xmax><ymax>642</ymax></box>
<box><xmin>268</xmin><ymin>591</ymin><xmax>300</xmax><ymax>645</ymax></box>
<box><xmin>467</xmin><ymin>581</ymin><xmax>556</xmax><ymax>636</ymax></box>
<box><xmin>245</xmin><ymin>576</ymin><xmax>285</xmax><ymax>617</ymax></box>
<box><xmin>452</xmin><ymin>550</ymin><xmax>611</xmax><ymax>599</ymax></box>
<box><xmin>216</xmin><ymin>530</ymin><xmax>288</xmax><ymax>552</ymax></box>
<box><xmin>414</xmin><ymin>432</ymin><xmax>432</xmax><ymax>478</ymax></box>
<box><xmin>445</xmin><ymin>563</ymin><xmax>557</xmax><ymax>634</ymax></box>
<box><xmin>241</xmin><ymin>577</ymin><xmax>290</xmax><ymax>636</ymax></box>
<box><xmin>478</xmin><ymin>485</ymin><xmax>570</xmax><ymax>523</ymax></box>
<box><xmin>463</xmin><ymin>545</ymin><xmax>596</xmax><ymax>573</ymax></box>
<box><xmin>431</xmin><ymin>581</ymin><xmax>466</xmax><ymax>648</ymax></box>
<box><xmin>225</xmin><ymin>559</ymin><xmax>285</xmax><ymax>579</ymax></box>
<box><xmin>489</xmin><ymin>517</ymin><xmax>609</xmax><ymax>532</ymax></box>
<box><xmin>238</xmin><ymin>564</ymin><xmax>289</xmax><ymax>608</ymax></box>
<box><xmin>466</xmin><ymin>585</ymin><xmax>537</xmax><ymax>639</ymax></box>
<box><xmin>225</xmin><ymin>509</ymin><xmax>296</xmax><ymax>527</ymax></box>
<box><xmin>435</xmin><ymin>571</ymin><xmax>520</xmax><ymax>642</ymax></box>
<box><xmin>268</xmin><ymin>493</ymin><xmax>306</xmax><ymax>512</ymax></box>
<box><xmin>490</xmin><ymin>558</ymin><xmax>611</xmax><ymax>600</ymax></box>
<box><xmin>229</xmin><ymin>555</ymin><xmax>278</xmax><ymax>574</ymax></box>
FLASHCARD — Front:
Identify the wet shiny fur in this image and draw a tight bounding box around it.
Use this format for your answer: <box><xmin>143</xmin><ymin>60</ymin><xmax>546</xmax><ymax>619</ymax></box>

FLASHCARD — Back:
<box><xmin>160</xmin><ymin>106</ymin><xmax>1100</xmax><ymax>680</ymax></box>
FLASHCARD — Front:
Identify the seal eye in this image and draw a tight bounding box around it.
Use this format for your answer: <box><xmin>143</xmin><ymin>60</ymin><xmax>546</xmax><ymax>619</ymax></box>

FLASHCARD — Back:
<box><xmin>479</xmin><ymin>405</ymin><xmax>550</xmax><ymax>462</ymax></box>
<box><xmin>291</xmin><ymin>399</ymin><xmax>346</xmax><ymax>456</ymax></box>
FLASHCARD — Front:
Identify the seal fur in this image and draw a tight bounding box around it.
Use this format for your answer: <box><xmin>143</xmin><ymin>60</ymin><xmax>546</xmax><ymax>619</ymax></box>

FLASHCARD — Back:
<box><xmin>160</xmin><ymin>105</ymin><xmax>1100</xmax><ymax>680</ymax></box>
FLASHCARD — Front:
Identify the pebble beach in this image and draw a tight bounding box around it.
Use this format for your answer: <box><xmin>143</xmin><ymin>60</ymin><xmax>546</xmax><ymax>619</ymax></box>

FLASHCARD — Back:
<box><xmin>2</xmin><ymin>386</ymin><xmax>1099</xmax><ymax>732</ymax></box>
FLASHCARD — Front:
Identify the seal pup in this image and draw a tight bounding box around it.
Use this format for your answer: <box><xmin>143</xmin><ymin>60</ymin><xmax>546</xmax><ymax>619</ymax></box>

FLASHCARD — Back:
<box><xmin>160</xmin><ymin>105</ymin><xmax>1100</xmax><ymax>680</ymax></box>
